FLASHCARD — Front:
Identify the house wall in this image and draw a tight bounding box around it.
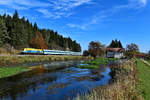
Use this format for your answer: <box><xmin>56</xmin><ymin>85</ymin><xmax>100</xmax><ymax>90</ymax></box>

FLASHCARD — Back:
<box><xmin>106</xmin><ymin>51</ymin><xmax>124</xmax><ymax>58</ymax></box>
<box><xmin>106</xmin><ymin>51</ymin><xmax>115</xmax><ymax>58</ymax></box>
<box><xmin>114</xmin><ymin>52</ymin><xmax>124</xmax><ymax>58</ymax></box>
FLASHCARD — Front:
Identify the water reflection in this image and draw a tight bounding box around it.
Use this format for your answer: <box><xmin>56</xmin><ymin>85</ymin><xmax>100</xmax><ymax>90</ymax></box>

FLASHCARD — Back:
<box><xmin>0</xmin><ymin>61</ymin><xmax>111</xmax><ymax>100</ymax></box>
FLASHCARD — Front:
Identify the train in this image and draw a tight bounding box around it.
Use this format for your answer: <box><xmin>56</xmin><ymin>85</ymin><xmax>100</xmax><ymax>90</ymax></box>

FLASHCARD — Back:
<box><xmin>21</xmin><ymin>48</ymin><xmax>82</xmax><ymax>56</ymax></box>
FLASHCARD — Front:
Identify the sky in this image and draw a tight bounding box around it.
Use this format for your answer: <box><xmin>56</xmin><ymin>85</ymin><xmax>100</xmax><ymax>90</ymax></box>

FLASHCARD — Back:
<box><xmin>0</xmin><ymin>0</ymin><xmax>149</xmax><ymax>52</ymax></box>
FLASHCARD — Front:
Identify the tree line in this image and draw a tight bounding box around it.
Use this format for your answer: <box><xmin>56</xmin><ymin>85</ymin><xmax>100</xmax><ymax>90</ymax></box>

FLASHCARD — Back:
<box><xmin>0</xmin><ymin>10</ymin><xmax>81</xmax><ymax>52</ymax></box>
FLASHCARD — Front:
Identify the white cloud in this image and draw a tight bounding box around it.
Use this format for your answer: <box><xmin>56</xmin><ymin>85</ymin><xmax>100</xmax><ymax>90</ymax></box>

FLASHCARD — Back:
<box><xmin>0</xmin><ymin>0</ymin><xmax>51</xmax><ymax>10</ymax></box>
<box><xmin>15</xmin><ymin>0</ymin><xmax>51</xmax><ymax>7</ymax></box>
<box><xmin>127</xmin><ymin>0</ymin><xmax>147</xmax><ymax>8</ymax></box>
<box><xmin>67</xmin><ymin>14</ymin><xmax>106</xmax><ymax>30</ymax></box>
<box><xmin>139</xmin><ymin>0</ymin><xmax>147</xmax><ymax>5</ymax></box>
<box><xmin>0</xmin><ymin>0</ymin><xmax>12</xmax><ymax>5</ymax></box>
<box><xmin>49</xmin><ymin>0</ymin><xmax>92</xmax><ymax>11</ymax></box>
<box><xmin>0</xmin><ymin>0</ymin><xmax>93</xmax><ymax>19</ymax></box>
<box><xmin>36</xmin><ymin>8</ymin><xmax>74</xmax><ymax>19</ymax></box>
<box><xmin>37</xmin><ymin>9</ymin><xmax>54</xmax><ymax>18</ymax></box>
<box><xmin>36</xmin><ymin>0</ymin><xmax>93</xmax><ymax>19</ymax></box>
<box><xmin>0</xmin><ymin>0</ymin><xmax>147</xmax><ymax>20</ymax></box>
<box><xmin>67</xmin><ymin>0</ymin><xmax>148</xmax><ymax>30</ymax></box>
<box><xmin>43</xmin><ymin>0</ymin><xmax>93</xmax><ymax>18</ymax></box>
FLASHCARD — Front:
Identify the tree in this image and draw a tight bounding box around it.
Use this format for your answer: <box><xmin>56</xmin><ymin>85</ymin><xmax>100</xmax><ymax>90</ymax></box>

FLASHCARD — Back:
<box><xmin>26</xmin><ymin>20</ymin><xmax>34</xmax><ymax>43</ymax></box>
<box><xmin>5</xmin><ymin>15</ymin><xmax>13</xmax><ymax>44</ymax></box>
<box><xmin>88</xmin><ymin>41</ymin><xmax>105</xmax><ymax>57</ymax></box>
<box><xmin>147</xmin><ymin>51</ymin><xmax>150</xmax><ymax>59</ymax></box>
<box><xmin>83</xmin><ymin>50</ymin><xmax>89</xmax><ymax>56</ymax></box>
<box><xmin>126</xmin><ymin>43</ymin><xmax>139</xmax><ymax>52</ymax></box>
<box><xmin>118</xmin><ymin>40</ymin><xmax>123</xmax><ymax>48</ymax></box>
<box><xmin>13</xmin><ymin>10</ymin><xmax>19</xmax><ymax>22</ymax></box>
<box><xmin>148</xmin><ymin>51</ymin><xmax>150</xmax><ymax>55</ymax></box>
<box><xmin>0</xmin><ymin>17</ymin><xmax>9</xmax><ymax>45</ymax></box>
<box><xmin>33</xmin><ymin>22</ymin><xmax>38</xmax><ymax>32</ymax></box>
<box><xmin>108</xmin><ymin>39</ymin><xmax>123</xmax><ymax>48</ymax></box>
<box><xmin>125</xmin><ymin>43</ymin><xmax>139</xmax><ymax>58</ymax></box>
<box><xmin>30</xmin><ymin>32</ymin><xmax>48</xmax><ymax>49</ymax></box>
<box><xmin>11</xmin><ymin>12</ymin><xmax>28</xmax><ymax>48</ymax></box>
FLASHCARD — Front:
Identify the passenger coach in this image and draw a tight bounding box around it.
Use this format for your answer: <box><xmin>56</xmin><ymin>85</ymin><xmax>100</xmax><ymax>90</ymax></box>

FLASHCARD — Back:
<box><xmin>21</xmin><ymin>48</ymin><xmax>81</xmax><ymax>56</ymax></box>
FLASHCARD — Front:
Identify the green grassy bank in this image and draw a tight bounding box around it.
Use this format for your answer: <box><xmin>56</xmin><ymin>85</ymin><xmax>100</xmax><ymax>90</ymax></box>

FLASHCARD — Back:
<box><xmin>0</xmin><ymin>67</ymin><xmax>31</xmax><ymax>78</ymax></box>
<box><xmin>147</xmin><ymin>60</ymin><xmax>150</xmax><ymax>63</ymax></box>
<box><xmin>136</xmin><ymin>59</ymin><xmax>150</xmax><ymax>100</ymax></box>
<box><xmin>78</xmin><ymin>57</ymin><xmax>119</xmax><ymax>69</ymax></box>
<box><xmin>0</xmin><ymin>55</ymin><xmax>93</xmax><ymax>66</ymax></box>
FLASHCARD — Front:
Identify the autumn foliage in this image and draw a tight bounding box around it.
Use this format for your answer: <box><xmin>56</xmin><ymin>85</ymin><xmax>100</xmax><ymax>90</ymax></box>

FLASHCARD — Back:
<box><xmin>88</xmin><ymin>41</ymin><xmax>105</xmax><ymax>57</ymax></box>
<box><xmin>30</xmin><ymin>32</ymin><xmax>48</xmax><ymax>49</ymax></box>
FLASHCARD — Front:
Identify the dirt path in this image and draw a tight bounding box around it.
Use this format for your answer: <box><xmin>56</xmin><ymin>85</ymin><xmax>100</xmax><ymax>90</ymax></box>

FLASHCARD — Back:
<box><xmin>140</xmin><ymin>59</ymin><xmax>150</xmax><ymax>67</ymax></box>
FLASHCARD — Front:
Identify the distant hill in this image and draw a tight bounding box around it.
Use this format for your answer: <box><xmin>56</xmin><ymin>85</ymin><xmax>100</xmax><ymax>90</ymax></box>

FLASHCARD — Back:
<box><xmin>0</xmin><ymin>10</ymin><xmax>81</xmax><ymax>52</ymax></box>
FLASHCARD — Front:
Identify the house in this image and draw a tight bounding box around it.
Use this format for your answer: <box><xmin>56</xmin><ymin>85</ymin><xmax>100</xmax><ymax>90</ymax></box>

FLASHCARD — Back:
<box><xmin>105</xmin><ymin>48</ymin><xmax>124</xmax><ymax>58</ymax></box>
<box><xmin>136</xmin><ymin>54</ymin><xmax>148</xmax><ymax>59</ymax></box>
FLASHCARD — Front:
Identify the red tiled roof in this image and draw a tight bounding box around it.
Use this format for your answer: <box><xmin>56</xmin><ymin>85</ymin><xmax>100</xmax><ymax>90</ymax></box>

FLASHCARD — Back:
<box><xmin>106</xmin><ymin>48</ymin><xmax>124</xmax><ymax>52</ymax></box>
<box><xmin>136</xmin><ymin>54</ymin><xmax>147</xmax><ymax>58</ymax></box>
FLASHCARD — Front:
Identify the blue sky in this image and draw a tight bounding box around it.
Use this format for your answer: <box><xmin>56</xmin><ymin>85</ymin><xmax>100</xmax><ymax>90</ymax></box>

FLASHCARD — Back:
<box><xmin>0</xmin><ymin>0</ymin><xmax>149</xmax><ymax>52</ymax></box>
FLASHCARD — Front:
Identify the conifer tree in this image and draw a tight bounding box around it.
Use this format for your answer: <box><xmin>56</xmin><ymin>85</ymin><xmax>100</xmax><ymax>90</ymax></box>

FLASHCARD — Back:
<box><xmin>0</xmin><ymin>17</ymin><xmax>9</xmax><ymax>44</ymax></box>
<box><xmin>108</xmin><ymin>39</ymin><xmax>123</xmax><ymax>48</ymax></box>
<box><xmin>0</xmin><ymin>11</ymin><xmax>81</xmax><ymax>51</ymax></box>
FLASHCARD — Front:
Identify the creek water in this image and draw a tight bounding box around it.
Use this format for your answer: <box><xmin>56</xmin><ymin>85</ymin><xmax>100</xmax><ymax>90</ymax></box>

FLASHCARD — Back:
<box><xmin>0</xmin><ymin>61</ymin><xmax>111</xmax><ymax>100</ymax></box>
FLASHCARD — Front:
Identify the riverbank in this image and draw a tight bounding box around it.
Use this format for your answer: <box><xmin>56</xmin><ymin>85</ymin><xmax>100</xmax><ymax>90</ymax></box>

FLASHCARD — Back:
<box><xmin>0</xmin><ymin>55</ymin><xmax>93</xmax><ymax>79</ymax></box>
<box><xmin>0</xmin><ymin>55</ymin><xmax>93</xmax><ymax>67</ymax></box>
<box><xmin>75</xmin><ymin>59</ymin><xmax>142</xmax><ymax>100</ymax></box>
<box><xmin>0</xmin><ymin>66</ymin><xmax>31</xmax><ymax>78</ymax></box>
<box><xmin>136</xmin><ymin>59</ymin><xmax>150</xmax><ymax>100</ymax></box>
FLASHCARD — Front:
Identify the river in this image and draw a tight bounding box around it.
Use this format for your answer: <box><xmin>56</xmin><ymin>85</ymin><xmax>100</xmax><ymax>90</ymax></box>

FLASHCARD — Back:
<box><xmin>0</xmin><ymin>61</ymin><xmax>111</xmax><ymax>100</ymax></box>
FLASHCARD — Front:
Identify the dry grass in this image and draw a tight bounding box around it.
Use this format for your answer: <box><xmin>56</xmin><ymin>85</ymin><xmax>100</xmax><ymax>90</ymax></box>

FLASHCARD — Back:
<box><xmin>75</xmin><ymin>59</ymin><xmax>144</xmax><ymax>100</ymax></box>
<box><xmin>0</xmin><ymin>55</ymin><xmax>93</xmax><ymax>66</ymax></box>
<box><xmin>0</xmin><ymin>47</ymin><xmax>20</xmax><ymax>55</ymax></box>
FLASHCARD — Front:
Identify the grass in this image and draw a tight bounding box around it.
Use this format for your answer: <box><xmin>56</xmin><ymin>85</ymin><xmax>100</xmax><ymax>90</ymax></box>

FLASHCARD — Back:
<box><xmin>136</xmin><ymin>59</ymin><xmax>150</xmax><ymax>100</ymax></box>
<box><xmin>0</xmin><ymin>67</ymin><xmax>31</xmax><ymax>78</ymax></box>
<box><xmin>78</xmin><ymin>57</ymin><xmax>119</xmax><ymax>69</ymax></box>
<box><xmin>78</xmin><ymin>64</ymin><xmax>101</xmax><ymax>69</ymax></box>
<box><xmin>147</xmin><ymin>60</ymin><xmax>150</xmax><ymax>63</ymax></box>
<box><xmin>0</xmin><ymin>55</ymin><xmax>93</xmax><ymax>66</ymax></box>
<box><xmin>75</xmin><ymin>59</ymin><xmax>139</xmax><ymax>100</ymax></box>
<box><xmin>0</xmin><ymin>47</ymin><xmax>20</xmax><ymax>55</ymax></box>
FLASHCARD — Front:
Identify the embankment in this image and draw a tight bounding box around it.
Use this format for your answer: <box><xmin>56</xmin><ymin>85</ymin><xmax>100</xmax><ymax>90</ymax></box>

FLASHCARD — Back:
<box><xmin>136</xmin><ymin>59</ymin><xmax>150</xmax><ymax>100</ymax></box>
<box><xmin>75</xmin><ymin>59</ymin><xmax>143</xmax><ymax>100</ymax></box>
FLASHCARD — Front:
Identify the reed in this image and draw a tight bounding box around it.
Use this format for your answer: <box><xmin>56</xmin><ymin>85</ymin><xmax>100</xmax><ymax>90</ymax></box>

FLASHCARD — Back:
<box><xmin>0</xmin><ymin>55</ymin><xmax>93</xmax><ymax>66</ymax></box>
<box><xmin>75</xmin><ymin>59</ymin><xmax>143</xmax><ymax>100</ymax></box>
